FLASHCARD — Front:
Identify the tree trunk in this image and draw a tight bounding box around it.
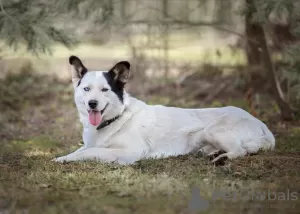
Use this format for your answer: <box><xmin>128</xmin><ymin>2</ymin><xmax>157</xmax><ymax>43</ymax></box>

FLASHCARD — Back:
<box><xmin>245</xmin><ymin>0</ymin><xmax>262</xmax><ymax>65</ymax></box>
<box><xmin>162</xmin><ymin>0</ymin><xmax>169</xmax><ymax>78</ymax></box>
<box><xmin>258</xmin><ymin>29</ymin><xmax>294</xmax><ymax>120</ymax></box>
<box><xmin>245</xmin><ymin>0</ymin><xmax>294</xmax><ymax>120</ymax></box>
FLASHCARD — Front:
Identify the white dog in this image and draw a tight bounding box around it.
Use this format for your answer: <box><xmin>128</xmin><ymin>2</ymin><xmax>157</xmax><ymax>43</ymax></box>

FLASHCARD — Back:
<box><xmin>53</xmin><ymin>56</ymin><xmax>275</xmax><ymax>164</ymax></box>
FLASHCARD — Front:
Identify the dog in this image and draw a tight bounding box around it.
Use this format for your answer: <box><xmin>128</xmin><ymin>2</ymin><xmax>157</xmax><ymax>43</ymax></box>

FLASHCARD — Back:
<box><xmin>53</xmin><ymin>56</ymin><xmax>275</xmax><ymax>164</ymax></box>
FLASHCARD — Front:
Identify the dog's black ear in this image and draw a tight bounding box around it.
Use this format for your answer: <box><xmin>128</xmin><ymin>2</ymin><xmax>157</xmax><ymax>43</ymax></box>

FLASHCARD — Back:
<box><xmin>69</xmin><ymin>55</ymin><xmax>88</xmax><ymax>79</ymax></box>
<box><xmin>108</xmin><ymin>61</ymin><xmax>131</xmax><ymax>85</ymax></box>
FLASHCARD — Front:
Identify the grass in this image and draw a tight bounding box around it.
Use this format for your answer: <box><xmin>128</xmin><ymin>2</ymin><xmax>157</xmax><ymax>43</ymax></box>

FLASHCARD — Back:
<box><xmin>1</xmin><ymin>68</ymin><xmax>300</xmax><ymax>214</ymax></box>
<box><xmin>1</xmin><ymin>134</ymin><xmax>300</xmax><ymax>213</ymax></box>
<box><xmin>0</xmin><ymin>31</ymin><xmax>247</xmax><ymax>66</ymax></box>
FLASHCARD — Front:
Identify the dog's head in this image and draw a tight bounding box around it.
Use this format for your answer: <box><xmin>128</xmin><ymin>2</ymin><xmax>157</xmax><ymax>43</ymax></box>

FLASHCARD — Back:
<box><xmin>69</xmin><ymin>55</ymin><xmax>130</xmax><ymax>127</ymax></box>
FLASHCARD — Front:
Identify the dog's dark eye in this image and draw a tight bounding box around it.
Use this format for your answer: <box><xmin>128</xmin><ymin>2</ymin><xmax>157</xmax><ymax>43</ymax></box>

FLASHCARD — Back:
<box><xmin>102</xmin><ymin>88</ymin><xmax>108</xmax><ymax>92</ymax></box>
<box><xmin>84</xmin><ymin>87</ymin><xmax>90</xmax><ymax>91</ymax></box>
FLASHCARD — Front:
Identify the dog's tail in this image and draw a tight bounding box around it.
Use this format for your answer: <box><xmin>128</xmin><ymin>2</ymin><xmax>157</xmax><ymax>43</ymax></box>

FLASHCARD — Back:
<box><xmin>261</xmin><ymin>124</ymin><xmax>276</xmax><ymax>151</ymax></box>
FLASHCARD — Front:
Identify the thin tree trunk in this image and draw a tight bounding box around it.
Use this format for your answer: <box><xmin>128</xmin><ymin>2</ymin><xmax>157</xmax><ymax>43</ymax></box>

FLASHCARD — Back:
<box><xmin>258</xmin><ymin>28</ymin><xmax>293</xmax><ymax>120</ymax></box>
<box><xmin>162</xmin><ymin>0</ymin><xmax>169</xmax><ymax>78</ymax></box>
<box><xmin>245</xmin><ymin>0</ymin><xmax>262</xmax><ymax>65</ymax></box>
<box><xmin>120</xmin><ymin>0</ymin><xmax>127</xmax><ymax>19</ymax></box>
<box><xmin>245</xmin><ymin>0</ymin><xmax>293</xmax><ymax>120</ymax></box>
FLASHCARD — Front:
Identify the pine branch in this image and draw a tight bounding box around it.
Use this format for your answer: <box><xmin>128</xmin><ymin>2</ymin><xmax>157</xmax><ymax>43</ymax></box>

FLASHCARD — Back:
<box><xmin>0</xmin><ymin>0</ymin><xmax>79</xmax><ymax>54</ymax></box>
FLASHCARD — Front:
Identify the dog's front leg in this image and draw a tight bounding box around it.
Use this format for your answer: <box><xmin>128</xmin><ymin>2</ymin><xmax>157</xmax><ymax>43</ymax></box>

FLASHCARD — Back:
<box><xmin>53</xmin><ymin>148</ymin><xmax>143</xmax><ymax>165</ymax></box>
<box><xmin>53</xmin><ymin>128</ymin><xmax>98</xmax><ymax>162</ymax></box>
<box><xmin>52</xmin><ymin>145</ymin><xmax>87</xmax><ymax>162</ymax></box>
<box><xmin>72</xmin><ymin>145</ymin><xmax>87</xmax><ymax>153</ymax></box>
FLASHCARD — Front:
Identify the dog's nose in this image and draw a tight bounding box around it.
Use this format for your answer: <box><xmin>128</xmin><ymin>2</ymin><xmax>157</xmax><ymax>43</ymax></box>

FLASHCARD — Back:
<box><xmin>88</xmin><ymin>100</ymin><xmax>98</xmax><ymax>109</ymax></box>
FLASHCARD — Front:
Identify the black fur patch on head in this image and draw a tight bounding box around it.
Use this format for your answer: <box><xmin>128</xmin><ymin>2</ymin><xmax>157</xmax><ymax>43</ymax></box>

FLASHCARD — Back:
<box><xmin>103</xmin><ymin>61</ymin><xmax>131</xmax><ymax>103</ymax></box>
<box><xmin>103</xmin><ymin>72</ymin><xmax>124</xmax><ymax>102</ymax></box>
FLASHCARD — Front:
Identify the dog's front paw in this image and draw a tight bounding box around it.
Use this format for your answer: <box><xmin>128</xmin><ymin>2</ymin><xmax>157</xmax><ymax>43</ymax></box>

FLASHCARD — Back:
<box><xmin>52</xmin><ymin>156</ymin><xmax>69</xmax><ymax>163</ymax></box>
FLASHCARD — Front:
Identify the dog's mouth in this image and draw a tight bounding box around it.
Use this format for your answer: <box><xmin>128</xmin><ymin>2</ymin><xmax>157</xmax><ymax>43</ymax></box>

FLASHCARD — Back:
<box><xmin>87</xmin><ymin>104</ymin><xmax>108</xmax><ymax>126</ymax></box>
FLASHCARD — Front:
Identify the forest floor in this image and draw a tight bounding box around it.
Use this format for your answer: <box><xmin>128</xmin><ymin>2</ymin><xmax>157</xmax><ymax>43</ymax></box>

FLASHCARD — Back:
<box><xmin>0</xmin><ymin>60</ymin><xmax>300</xmax><ymax>214</ymax></box>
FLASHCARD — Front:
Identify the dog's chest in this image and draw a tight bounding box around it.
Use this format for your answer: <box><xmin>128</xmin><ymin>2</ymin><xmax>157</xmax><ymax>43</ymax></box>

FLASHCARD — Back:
<box><xmin>82</xmin><ymin>110</ymin><xmax>134</xmax><ymax>148</ymax></box>
<box><xmin>82</xmin><ymin>128</ymin><xmax>115</xmax><ymax>148</ymax></box>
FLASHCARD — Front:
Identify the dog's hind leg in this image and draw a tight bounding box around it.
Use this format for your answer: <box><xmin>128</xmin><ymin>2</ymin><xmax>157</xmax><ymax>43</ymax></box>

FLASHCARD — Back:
<box><xmin>199</xmin><ymin>144</ymin><xmax>220</xmax><ymax>156</ymax></box>
<box><xmin>211</xmin><ymin>150</ymin><xmax>245</xmax><ymax>163</ymax></box>
<box><xmin>203</xmin><ymin>124</ymin><xmax>247</xmax><ymax>163</ymax></box>
<box><xmin>211</xmin><ymin>137</ymin><xmax>246</xmax><ymax>163</ymax></box>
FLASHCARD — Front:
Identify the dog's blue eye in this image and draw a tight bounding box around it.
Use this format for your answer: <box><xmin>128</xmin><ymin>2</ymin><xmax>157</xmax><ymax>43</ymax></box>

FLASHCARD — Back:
<box><xmin>84</xmin><ymin>87</ymin><xmax>90</xmax><ymax>91</ymax></box>
<box><xmin>102</xmin><ymin>88</ymin><xmax>108</xmax><ymax>92</ymax></box>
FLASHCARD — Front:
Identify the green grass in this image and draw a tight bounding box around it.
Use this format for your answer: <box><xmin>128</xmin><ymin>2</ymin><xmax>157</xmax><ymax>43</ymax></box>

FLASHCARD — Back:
<box><xmin>1</xmin><ymin>131</ymin><xmax>300</xmax><ymax>214</ymax></box>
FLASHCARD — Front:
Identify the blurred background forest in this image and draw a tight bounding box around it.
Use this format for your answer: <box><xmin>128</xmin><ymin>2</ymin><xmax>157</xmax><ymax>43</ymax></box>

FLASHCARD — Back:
<box><xmin>1</xmin><ymin>0</ymin><xmax>300</xmax><ymax>122</ymax></box>
<box><xmin>1</xmin><ymin>0</ymin><xmax>300</xmax><ymax>213</ymax></box>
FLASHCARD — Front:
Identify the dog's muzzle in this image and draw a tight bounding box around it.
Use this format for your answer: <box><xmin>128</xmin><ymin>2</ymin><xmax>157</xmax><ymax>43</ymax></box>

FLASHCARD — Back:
<box><xmin>88</xmin><ymin>100</ymin><xmax>98</xmax><ymax>109</ymax></box>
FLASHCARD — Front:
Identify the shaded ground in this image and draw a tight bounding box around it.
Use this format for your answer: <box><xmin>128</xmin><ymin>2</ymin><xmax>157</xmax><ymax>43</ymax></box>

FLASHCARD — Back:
<box><xmin>0</xmin><ymin>65</ymin><xmax>300</xmax><ymax>214</ymax></box>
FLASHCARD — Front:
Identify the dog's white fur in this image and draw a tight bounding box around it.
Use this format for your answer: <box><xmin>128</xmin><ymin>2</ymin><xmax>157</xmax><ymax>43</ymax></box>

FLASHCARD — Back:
<box><xmin>54</xmin><ymin>57</ymin><xmax>275</xmax><ymax>164</ymax></box>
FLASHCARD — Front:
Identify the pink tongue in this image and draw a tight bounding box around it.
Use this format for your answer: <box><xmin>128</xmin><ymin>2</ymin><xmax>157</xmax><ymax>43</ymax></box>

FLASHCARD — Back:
<box><xmin>88</xmin><ymin>111</ymin><xmax>102</xmax><ymax>126</ymax></box>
